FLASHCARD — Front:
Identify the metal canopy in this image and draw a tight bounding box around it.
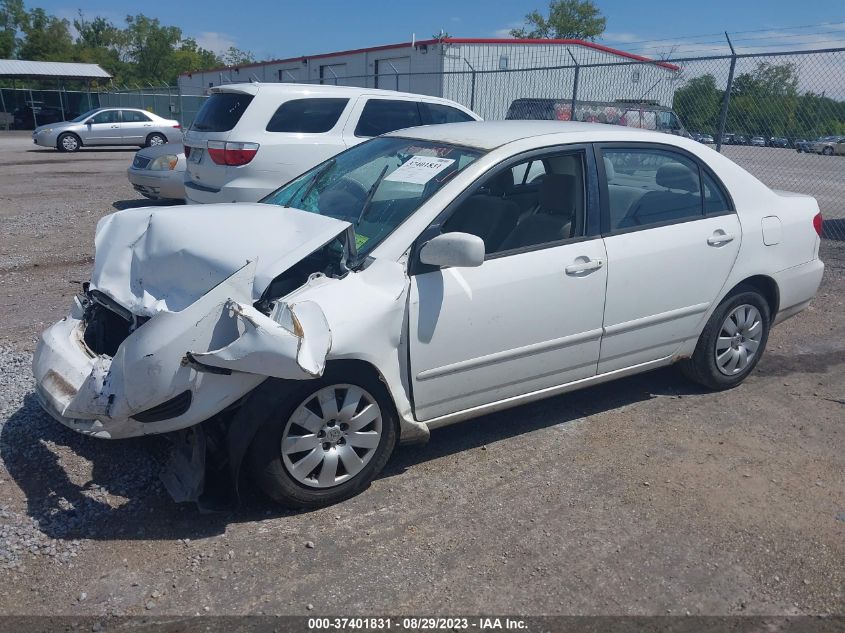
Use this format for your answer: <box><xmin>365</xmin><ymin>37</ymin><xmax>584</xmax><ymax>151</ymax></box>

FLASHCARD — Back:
<box><xmin>0</xmin><ymin>59</ymin><xmax>111</xmax><ymax>80</ymax></box>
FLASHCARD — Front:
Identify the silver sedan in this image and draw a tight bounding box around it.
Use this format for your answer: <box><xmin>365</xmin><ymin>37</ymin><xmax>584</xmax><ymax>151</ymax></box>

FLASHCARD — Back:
<box><xmin>32</xmin><ymin>108</ymin><xmax>182</xmax><ymax>153</ymax></box>
<box><xmin>127</xmin><ymin>143</ymin><xmax>186</xmax><ymax>201</ymax></box>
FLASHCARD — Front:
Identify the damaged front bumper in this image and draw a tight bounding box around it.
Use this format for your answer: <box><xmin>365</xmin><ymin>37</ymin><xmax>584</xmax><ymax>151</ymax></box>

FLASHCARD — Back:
<box><xmin>33</xmin><ymin>262</ymin><xmax>332</xmax><ymax>439</ymax></box>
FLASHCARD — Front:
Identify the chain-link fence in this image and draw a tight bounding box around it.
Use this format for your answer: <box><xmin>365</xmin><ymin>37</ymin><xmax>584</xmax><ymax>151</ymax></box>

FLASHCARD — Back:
<box><xmin>1</xmin><ymin>46</ymin><xmax>843</xmax><ymax>239</ymax></box>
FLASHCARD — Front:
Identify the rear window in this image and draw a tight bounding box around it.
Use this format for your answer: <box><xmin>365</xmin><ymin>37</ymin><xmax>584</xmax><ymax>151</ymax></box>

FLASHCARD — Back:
<box><xmin>420</xmin><ymin>102</ymin><xmax>475</xmax><ymax>124</ymax></box>
<box><xmin>191</xmin><ymin>93</ymin><xmax>254</xmax><ymax>132</ymax></box>
<box><xmin>266</xmin><ymin>98</ymin><xmax>349</xmax><ymax>133</ymax></box>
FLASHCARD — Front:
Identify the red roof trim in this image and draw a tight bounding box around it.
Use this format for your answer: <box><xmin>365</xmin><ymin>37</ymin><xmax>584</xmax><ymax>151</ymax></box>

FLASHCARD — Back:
<box><xmin>180</xmin><ymin>37</ymin><xmax>678</xmax><ymax>76</ymax></box>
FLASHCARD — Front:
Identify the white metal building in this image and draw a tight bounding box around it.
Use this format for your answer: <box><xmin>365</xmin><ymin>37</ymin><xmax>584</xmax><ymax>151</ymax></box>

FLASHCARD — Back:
<box><xmin>178</xmin><ymin>38</ymin><xmax>680</xmax><ymax>120</ymax></box>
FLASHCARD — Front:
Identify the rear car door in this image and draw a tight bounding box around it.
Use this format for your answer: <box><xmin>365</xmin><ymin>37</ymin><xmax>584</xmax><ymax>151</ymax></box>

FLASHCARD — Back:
<box><xmin>409</xmin><ymin>146</ymin><xmax>608</xmax><ymax>421</ymax></box>
<box><xmin>120</xmin><ymin>110</ymin><xmax>153</xmax><ymax>144</ymax></box>
<box><xmin>342</xmin><ymin>97</ymin><xmax>423</xmax><ymax>146</ymax></box>
<box><xmin>595</xmin><ymin>143</ymin><xmax>741</xmax><ymax>373</ymax></box>
<box><xmin>83</xmin><ymin>109</ymin><xmax>121</xmax><ymax>144</ymax></box>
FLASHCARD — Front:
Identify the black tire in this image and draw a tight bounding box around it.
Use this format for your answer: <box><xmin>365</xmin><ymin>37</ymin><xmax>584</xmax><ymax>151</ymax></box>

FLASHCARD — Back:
<box><xmin>680</xmin><ymin>287</ymin><xmax>771</xmax><ymax>391</ymax></box>
<box><xmin>822</xmin><ymin>147</ymin><xmax>834</xmax><ymax>156</ymax></box>
<box><xmin>247</xmin><ymin>368</ymin><xmax>398</xmax><ymax>509</ymax></box>
<box><xmin>57</xmin><ymin>132</ymin><xmax>81</xmax><ymax>153</ymax></box>
<box><xmin>146</xmin><ymin>133</ymin><xmax>167</xmax><ymax>147</ymax></box>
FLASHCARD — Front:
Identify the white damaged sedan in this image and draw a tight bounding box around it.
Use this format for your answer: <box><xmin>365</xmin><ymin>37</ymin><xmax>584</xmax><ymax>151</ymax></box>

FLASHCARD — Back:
<box><xmin>33</xmin><ymin>121</ymin><xmax>825</xmax><ymax>508</ymax></box>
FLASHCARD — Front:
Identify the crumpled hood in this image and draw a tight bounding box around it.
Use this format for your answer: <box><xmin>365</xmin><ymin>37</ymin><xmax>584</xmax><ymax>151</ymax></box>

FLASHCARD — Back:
<box><xmin>90</xmin><ymin>203</ymin><xmax>351</xmax><ymax>316</ymax></box>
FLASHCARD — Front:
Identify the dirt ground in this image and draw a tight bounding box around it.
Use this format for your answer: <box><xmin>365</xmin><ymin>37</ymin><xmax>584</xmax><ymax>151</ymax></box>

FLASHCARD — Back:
<box><xmin>0</xmin><ymin>132</ymin><xmax>842</xmax><ymax>616</ymax></box>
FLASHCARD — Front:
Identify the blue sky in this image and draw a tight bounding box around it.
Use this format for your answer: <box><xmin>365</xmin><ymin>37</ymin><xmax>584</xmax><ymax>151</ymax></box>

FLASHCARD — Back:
<box><xmin>35</xmin><ymin>0</ymin><xmax>845</xmax><ymax>61</ymax></box>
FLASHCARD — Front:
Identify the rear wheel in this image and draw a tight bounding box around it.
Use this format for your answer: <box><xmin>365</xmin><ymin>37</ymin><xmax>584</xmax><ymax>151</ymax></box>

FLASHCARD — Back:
<box><xmin>247</xmin><ymin>369</ymin><xmax>398</xmax><ymax>508</ymax></box>
<box><xmin>57</xmin><ymin>133</ymin><xmax>80</xmax><ymax>152</ymax></box>
<box><xmin>680</xmin><ymin>288</ymin><xmax>771</xmax><ymax>390</ymax></box>
<box><xmin>822</xmin><ymin>146</ymin><xmax>834</xmax><ymax>156</ymax></box>
<box><xmin>146</xmin><ymin>133</ymin><xmax>167</xmax><ymax>147</ymax></box>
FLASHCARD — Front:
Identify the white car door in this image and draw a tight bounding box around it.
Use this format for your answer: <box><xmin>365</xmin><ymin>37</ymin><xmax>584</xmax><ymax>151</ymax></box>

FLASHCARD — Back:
<box><xmin>596</xmin><ymin>144</ymin><xmax>741</xmax><ymax>374</ymax></box>
<box><xmin>408</xmin><ymin>147</ymin><xmax>608</xmax><ymax>421</ymax></box>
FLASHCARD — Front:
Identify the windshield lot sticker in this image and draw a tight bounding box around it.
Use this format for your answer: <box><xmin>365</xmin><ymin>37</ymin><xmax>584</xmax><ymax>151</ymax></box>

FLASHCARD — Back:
<box><xmin>355</xmin><ymin>234</ymin><xmax>369</xmax><ymax>249</ymax></box>
<box><xmin>385</xmin><ymin>156</ymin><xmax>455</xmax><ymax>185</ymax></box>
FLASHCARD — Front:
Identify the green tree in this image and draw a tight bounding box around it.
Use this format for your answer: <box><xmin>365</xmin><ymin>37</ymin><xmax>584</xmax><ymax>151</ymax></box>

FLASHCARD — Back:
<box><xmin>728</xmin><ymin>62</ymin><xmax>799</xmax><ymax>137</ymax></box>
<box><xmin>173</xmin><ymin>37</ymin><xmax>221</xmax><ymax>78</ymax></box>
<box><xmin>510</xmin><ymin>0</ymin><xmax>606</xmax><ymax>40</ymax></box>
<box><xmin>222</xmin><ymin>46</ymin><xmax>255</xmax><ymax>66</ymax></box>
<box><xmin>0</xmin><ymin>0</ymin><xmax>24</xmax><ymax>58</ymax></box>
<box><xmin>673</xmin><ymin>74</ymin><xmax>722</xmax><ymax>133</ymax></box>
<box><xmin>18</xmin><ymin>6</ymin><xmax>73</xmax><ymax>61</ymax></box>
<box><xmin>122</xmin><ymin>14</ymin><xmax>183</xmax><ymax>83</ymax></box>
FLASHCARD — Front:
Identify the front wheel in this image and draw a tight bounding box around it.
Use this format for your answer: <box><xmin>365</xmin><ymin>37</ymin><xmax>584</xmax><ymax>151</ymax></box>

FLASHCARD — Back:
<box><xmin>57</xmin><ymin>133</ymin><xmax>80</xmax><ymax>152</ymax></box>
<box><xmin>822</xmin><ymin>147</ymin><xmax>834</xmax><ymax>156</ymax></box>
<box><xmin>680</xmin><ymin>288</ymin><xmax>771</xmax><ymax>390</ymax></box>
<box><xmin>247</xmin><ymin>370</ymin><xmax>398</xmax><ymax>508</ymax></box>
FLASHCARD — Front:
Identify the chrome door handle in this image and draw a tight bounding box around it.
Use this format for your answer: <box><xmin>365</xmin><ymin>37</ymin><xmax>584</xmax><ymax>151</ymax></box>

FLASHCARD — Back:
<box><xmin>110</xmin><ymin>125</ymin><xmax>120</xmax><ymax>128</ymax></box>
<box><xmin>707</xmin><ymin>233</ymin><xmax>735</xmax><ymax>246</ymax></box>
<box><xmin>565</xmin><ymin>258</ymin><xmax>604</xmax><ymax>275</ymax></box>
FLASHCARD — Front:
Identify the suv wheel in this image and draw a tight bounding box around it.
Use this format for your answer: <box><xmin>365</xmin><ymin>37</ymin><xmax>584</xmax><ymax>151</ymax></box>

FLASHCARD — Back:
<box><xmin>248</xmin><ymin>369</ymin><xmax>398</xmax><ymax>508</ymax></box>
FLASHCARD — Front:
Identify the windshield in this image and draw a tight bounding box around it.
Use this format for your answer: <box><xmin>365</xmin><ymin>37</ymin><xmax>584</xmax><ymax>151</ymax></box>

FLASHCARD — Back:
<box><xmin>71</xmin><ymin>109</ymin><xmax>99</xmax><ymax>123</ymax></box>
<box><xmin>261</xmin><ymin>137</ymin><xmax>484</xmax><ymax>256</ymax></box>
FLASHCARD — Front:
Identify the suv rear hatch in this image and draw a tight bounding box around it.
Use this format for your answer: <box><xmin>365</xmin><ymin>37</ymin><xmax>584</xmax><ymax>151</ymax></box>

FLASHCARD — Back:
<box><xmin>184</xmin><ymin>86</ymin><xmax>259</xmax><ymax>193</ymax></box>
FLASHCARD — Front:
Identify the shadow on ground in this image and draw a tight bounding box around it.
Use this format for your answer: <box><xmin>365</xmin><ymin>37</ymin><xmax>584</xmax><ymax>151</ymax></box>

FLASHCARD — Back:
<box><xmin>1</xmin><ymin>367</ymin><xmax>705</xmax><ymax>543</ymax></box>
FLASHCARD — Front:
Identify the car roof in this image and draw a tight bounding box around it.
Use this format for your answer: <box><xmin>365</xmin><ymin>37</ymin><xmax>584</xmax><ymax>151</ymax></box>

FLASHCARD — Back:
<box><xmin>384</xmin><ymin>120</ymin><xmax>669</xmax><ymax>150</ymax></box>
<box><xmin>211</xmin><ymin>82</ymin><xmax>475</xmax><ymax>108</ymax></box>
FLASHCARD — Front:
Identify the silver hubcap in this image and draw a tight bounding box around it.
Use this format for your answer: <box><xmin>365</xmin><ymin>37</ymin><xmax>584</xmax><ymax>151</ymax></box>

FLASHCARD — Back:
<box><xmin>281</xmin><ymin>384</ymin><xmax>382</xmax><ymax>489</ymax></box>
<box><xmin>62</xmin><ymin>136</ymin><xmax>77</xmax><ymax>150</ymax></box>
<box><xmin>715</xmin><ymin>304</ymin><xmax>763</xmax><ymax>376</ymax></box>
<box><xmin>150</xmin><ymin>135</ymin><xmax>164</xmax><ymax>146</ymax></box>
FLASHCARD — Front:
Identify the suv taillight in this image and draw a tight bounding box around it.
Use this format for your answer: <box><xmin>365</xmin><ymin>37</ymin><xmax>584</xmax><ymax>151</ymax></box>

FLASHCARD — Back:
<box><xmin>207</xmin><ymin>141</ymin><xmax>260</xmax><ymax>166</ymax></box>
<box><xmin>813</xmin><ymin>212</ymin><xmax>823</xmax><ymax>237</ymax></box>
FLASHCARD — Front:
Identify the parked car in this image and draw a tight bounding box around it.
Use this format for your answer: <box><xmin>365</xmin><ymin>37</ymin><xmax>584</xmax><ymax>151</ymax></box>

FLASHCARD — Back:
<box><xmin>689</xmin><ymin>132</ymin><xmax>703</xmax><ymax>142</ymax></box>
<box><xmin>33</xmin><ymin>121</ymin><xmax>825</xmax><ymax>509</ymax></box>
<box><xmin>794</xmin><ymin>139</ymin><xmax>812</xmax><ymax>153</ymax></box>
<box><xmin>32</xmin><ymin>107</ymin><xmax>182</xmax><ymax>153</ymax></box>
<box><xmin>811</xmin><ymin>136</ymin><xmax>845</xmax><ymax>155</ymax></box>
<box><xmin>505</xmin><ymin>98</ymin><xmax>688</xmax><ymax>136</ymax></box>
<box><xmin>732</xmin><ymin>134</ymin><xmax>748</xmax><ymax>145</ymax></box>
<box><xmin>12</xmin><ymin>104</ymin><xmax>69</xmax><ymax>130</ymax></box>
<box><xmin>183</xmin><ymin>83</ymin><xmax>480</xmax><ymax>204</ymax></box>
<box><xmin>750</xmin><ymin>136</ymin><xmax>766</xmax><ymax>147</ymax></box>
<box><xmin>698</xmin><ymin>133</ymin><xmax>714</xmax><ymax>144</ymax></box>
<box><xmin>768</xmin><ymin>137</ymin><xmax>789</xmax><ymax>148</ymax></box>
<box><xmin>127</xmin><ymin>143</ymin><xmax>186</xmax><ymax>201</ymax></box>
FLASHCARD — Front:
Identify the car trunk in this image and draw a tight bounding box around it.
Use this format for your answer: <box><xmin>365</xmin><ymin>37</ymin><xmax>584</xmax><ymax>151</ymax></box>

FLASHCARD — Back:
<box><xmin>184</xmin><ymin>88</ymin><xmax>258</xmax><ymax>192</ymax></box>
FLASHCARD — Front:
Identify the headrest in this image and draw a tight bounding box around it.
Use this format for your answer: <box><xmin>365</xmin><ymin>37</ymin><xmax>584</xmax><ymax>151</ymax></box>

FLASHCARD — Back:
<box><xmin>539</xmin><ymin>173</ymin><xmax>576</xmax><ymax>215</ymax></box>
<box><xmin>603</xmin><ymin>156</ymin><xmax>616</xmax><ymax>181</ymax></box>
<box><xmin>488</xmin><ymin>169</ymin><xmax>514</xmax><ymax>196</ymax></box>
<box><xmin>656</xmin><ymin>162</ymin><xmax>698</xmax><ymax>192</ymax></box>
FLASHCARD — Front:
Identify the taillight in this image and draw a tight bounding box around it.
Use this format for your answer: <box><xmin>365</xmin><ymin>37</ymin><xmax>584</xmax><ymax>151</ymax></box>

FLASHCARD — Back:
<box><xmin>207</xmin><ymin>141</ymin><xmax>259</xmax><ymax>166</ymax></box>
<box><xmin>813</xmin><ymin>212</ymin><xmax>823</xmax><ymax>237</ymax></box>
<box><xmin>184</xmin><ymin>145</ymin><xmax>191</xmax><ymax>158</ymax></box>
<box><xmin>172</xmin><ymin>123</ymin><xmax>181</xmax><ymax>128</ymax></box>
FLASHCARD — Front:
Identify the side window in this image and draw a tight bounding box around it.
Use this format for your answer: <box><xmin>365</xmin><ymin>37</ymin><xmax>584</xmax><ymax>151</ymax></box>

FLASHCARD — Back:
<box><xmin>354</xmin><ymin>99</ymin><xmax>422</xmax><ymax>137</ymax></box>
<box><xmin>266</xmin><ymin>98</ymin><xmax>349</xmax><ymax>133</ymax></box>
<box><xmin>602</xmin><ymin>148</ymin><xmax>702</xmax><ymax>231</ymax></box>
<box><xmin>701</xmin><ymin>170</ymin><xmax>730</xmax><ymax>214</ymax></box>
<box><xmin>419</xmin><ymin>103</ymin><xmax>475</xmax><ymax>125</ymax></box>
<box><xmin>441</xmin><ymin>151</ymin><xmax>586</xmax><ymax>256</ymax></box>
<box><xmin>122</xmin><ymin>110</ymin><xmax>152</xmax><ymax>123</ymax></box>
<box><xmin>90</xmin><ymin>110</ymin><xmax>118</xmax><ymax>124</ymax></box>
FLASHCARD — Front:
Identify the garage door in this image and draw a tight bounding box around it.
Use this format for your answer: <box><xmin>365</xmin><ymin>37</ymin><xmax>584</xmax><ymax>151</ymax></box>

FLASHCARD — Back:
<box><xmin>375</xmin><ymin>57</ymin><xmax>410</xmax><ymax>92</ymax></box>
<box><xmin>319</xmin><ymin>63</ymin><xmax>347</xmax><ymax>85</ymax></box>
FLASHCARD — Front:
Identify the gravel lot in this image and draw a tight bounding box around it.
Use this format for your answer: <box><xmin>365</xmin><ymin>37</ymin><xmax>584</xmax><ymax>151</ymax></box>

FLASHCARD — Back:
<box><xmin>0</xmin><ymin>131</ymin><xmax>842</xmax><ymax>617</ymax></box>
